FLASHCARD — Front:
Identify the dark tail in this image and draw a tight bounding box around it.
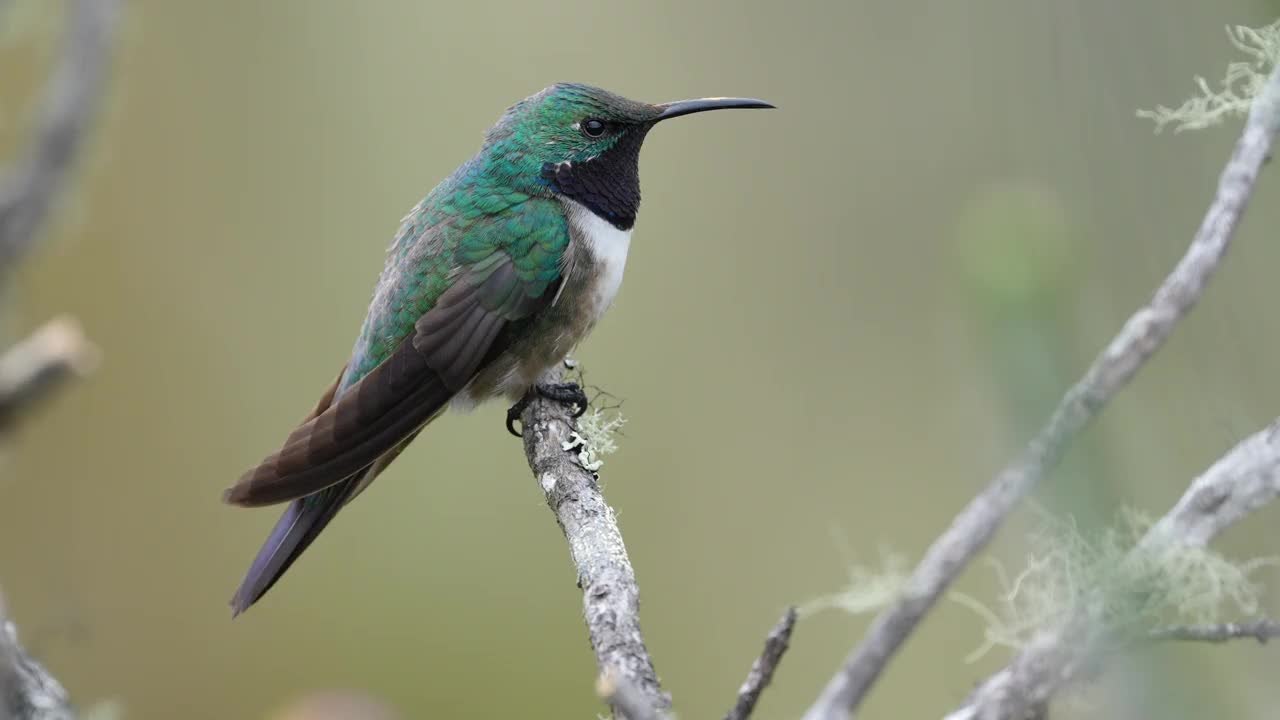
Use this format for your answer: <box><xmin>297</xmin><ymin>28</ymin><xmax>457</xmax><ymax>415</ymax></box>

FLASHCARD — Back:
<box><xmin>229</xmin><ymin>424</ymin><xmax>432</xmax><ymax>616</ymax></box>
<box><xmin>229</xmin><ymin>484</ymin><xmax>348</xmax><ymax>616</ymax></box>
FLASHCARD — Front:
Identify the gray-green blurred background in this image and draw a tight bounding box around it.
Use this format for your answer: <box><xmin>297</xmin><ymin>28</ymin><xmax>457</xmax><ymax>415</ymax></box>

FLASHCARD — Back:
<box><xmin>3</xmin><ymin>1</ymin><xmax>1280</xmax><ymax>718</ymax></box>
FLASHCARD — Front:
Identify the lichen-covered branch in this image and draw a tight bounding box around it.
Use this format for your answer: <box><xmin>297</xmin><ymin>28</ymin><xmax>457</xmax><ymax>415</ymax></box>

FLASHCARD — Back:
<box><xmin>802</xmin><ymin>49</ymin><xmax>1280</xmax><ymax>720</ymax></box>
<box><xmin>946</xmin><ymin>416</ymin><xmax>1280</xmax><ymax>720</ymax></box>
<box><xmin>518</xmin><ymin>368</ymin><xmax>669</xmax><ymax>718</ymax></box>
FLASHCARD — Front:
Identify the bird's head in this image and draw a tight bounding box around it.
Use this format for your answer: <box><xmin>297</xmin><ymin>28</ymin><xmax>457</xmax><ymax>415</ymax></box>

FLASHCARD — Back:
<box><xmin>482</xmin><ymin>83</ymin><xmax>772</xmax><ymax>229</ymax></box>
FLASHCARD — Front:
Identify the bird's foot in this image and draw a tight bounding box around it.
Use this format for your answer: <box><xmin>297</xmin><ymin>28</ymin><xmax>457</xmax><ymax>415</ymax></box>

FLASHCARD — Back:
<box><xmin>536</xmin><ymin>382</ymin><xmax>589</xmax><ymax>418</ymax></box>
<box><xmin>505</xmin><ymin>382</ymin><xmax>590</xmax><ymax>438</ymax></box>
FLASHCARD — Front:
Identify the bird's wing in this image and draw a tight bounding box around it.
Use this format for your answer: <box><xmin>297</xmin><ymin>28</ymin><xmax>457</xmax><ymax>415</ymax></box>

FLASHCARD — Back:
<box><xmin>223</xmin><ymin>196</ymin><xmax>570</xmax><ymax>507</ymax></box>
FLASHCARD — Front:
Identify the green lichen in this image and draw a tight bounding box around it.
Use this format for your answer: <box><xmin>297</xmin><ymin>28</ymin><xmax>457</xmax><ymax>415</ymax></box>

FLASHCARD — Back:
<box><xmin>807</xmin><ymin>508</ymin><xmax>1275</xmax><ymax>665</ymax></box>
<box><xmin>958</xmin><ymin>508</ymin><xmax>1276</xmax><ymax>662</ymax></box>
<box><xmin>1138</xmin><ymin>20</ymin><xmax>1280</xmax><ymax>132</ymax></box>
<box><xmin>563</xmin><ymin>407</ymin><xmax>626</xmax><ymax>472</ymax></box>
<box><xmin>800</xmin><ymin>547</ymin><xmax>908</xmax><ymax>618</ymax></box>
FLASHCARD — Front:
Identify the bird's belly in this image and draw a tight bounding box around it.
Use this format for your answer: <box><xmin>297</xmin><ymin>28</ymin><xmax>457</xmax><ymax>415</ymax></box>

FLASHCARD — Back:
<box><xmin>451</xmin><ymin>321</ymin><xmax>587</xmax><ymax>411</ymax></box>
<box><xmin>452</xmin><ymin>203</ymin><xmax>630</xmax><ymax>411</ymax></box>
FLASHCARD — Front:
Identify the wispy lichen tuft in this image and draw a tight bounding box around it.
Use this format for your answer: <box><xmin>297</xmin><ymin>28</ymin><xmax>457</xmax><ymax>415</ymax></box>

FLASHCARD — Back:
<box><xmin>801</xmin><ymin>547</ymin><xmax>908</xmax><ymax>618</ymax></box>
<box><xmin>1138</xmin><ymin>20</ymin><xmax>1280</xmax><ymax>132</ymax></box>
<box><xmin>563</xmin><ymin>407</ymin><xmax>626</xmax><ymax>472</ymax></box>
<box><xmin>83</xmin><ymin>700</ymin><xmax>126</xmax><ymax>720</ymax></box>
<box><xmin>810</xmin><ymin>509</ymin><xmax>1276</xmax><ymax>665</ymax></box>
<box><xmin>958</xmin><ymin>509</ymin><xmax>1276</xmax><ymax>662</ymax></box>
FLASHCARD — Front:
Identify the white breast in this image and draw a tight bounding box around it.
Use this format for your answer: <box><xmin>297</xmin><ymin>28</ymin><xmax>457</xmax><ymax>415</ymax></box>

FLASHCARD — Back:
<box><xmin>564</xmin><ymin>200</ymin><xmax>632</xmax><ymax>321</ymax></box>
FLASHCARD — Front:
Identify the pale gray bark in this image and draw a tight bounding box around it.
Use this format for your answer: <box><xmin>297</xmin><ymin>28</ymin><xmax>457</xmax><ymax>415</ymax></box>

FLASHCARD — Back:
<box><xmin>519</xmin><ymin>373</ymin><xmax>798</xmax><ymax>719</ymax></box>
<box><xmin>803</xmin><ymin>54</ymin><xmax>1280</xmax><ymax>720</ymax></box>
<box><xmin>947</xmin><ymin>417</ymin><xmax>1280</xmax><ymax>720</ymax></box>
<box><xmin>518</xmin><ymin>368</ymin><xmax>669</xmax><ymax>719</ymax></box>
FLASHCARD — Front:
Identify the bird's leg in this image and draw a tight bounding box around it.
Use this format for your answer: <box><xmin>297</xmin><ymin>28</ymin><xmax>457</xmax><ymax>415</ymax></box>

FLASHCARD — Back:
<box><xmin>505</xmin><ymin>382</ymin><xmax>590</xmax><ymax>437</ymax></box>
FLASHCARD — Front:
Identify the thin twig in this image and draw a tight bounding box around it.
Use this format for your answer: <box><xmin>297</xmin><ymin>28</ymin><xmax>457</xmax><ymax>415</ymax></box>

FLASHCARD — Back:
<box><xmin>520</xmin><ymin>366</ymin><xmax>669</xmax><ymax>718</ymax></box>
<box><xmin>802</xmin><ymin>51</ymin><xmax>1280</xmax><ymax>720</ymax></box>
<box><xmin>1149</xmin><ymin>619</ymin><xmax>1280</xmax><ymax>644</ymax></box>
<box><xmin>0</xmin><ymin>316</ymin><xmax>98</xmax><ymax>432</ymax></box>
<box><xmin>947</xmin><ymin>417</ymin><xmax>1280</xmax><ymax>720</ymax></box>
<box><xmin>0</xmin><ymin>0</ymin><xmax>118</xmax><ymax>275</ymax></box>
<box><xmin>723</xmin><ymin>607</ymin><xmax>798</xmax><ymax>720</ymax></box>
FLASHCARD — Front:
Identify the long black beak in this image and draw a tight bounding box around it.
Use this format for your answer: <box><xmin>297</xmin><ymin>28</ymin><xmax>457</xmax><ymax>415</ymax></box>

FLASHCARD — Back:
<box><xmin>654</xmin><ymin>97</ymin><xmax>775</xmax><ymax>121</ymax></box>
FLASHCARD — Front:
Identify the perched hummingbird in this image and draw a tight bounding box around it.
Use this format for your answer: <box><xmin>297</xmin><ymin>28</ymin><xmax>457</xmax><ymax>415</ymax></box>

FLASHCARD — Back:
<box><xmin>223</xmin><ymin>83</ymin><xmax>772</xmax><ymax>615</ymax></box>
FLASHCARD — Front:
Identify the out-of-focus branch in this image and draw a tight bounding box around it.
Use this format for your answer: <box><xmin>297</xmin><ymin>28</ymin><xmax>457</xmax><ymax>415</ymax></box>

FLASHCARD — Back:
<box><xmin>802</xmin><ymin>50</ymin><xmax>1280</xmax><ymax>720</ymax></box>
<box><xmin>0</xmin><ymin>0</ymin><xmax>119</xmax><ymax>274</ymax></box>
<box><xmin>947</xmin><ymin>417</ymin><xmax>1280</xmax><ymax>720</ymax></box>
<box><xmin>1149</xmin><ymin>619</ymin><xmax>1280</xmax><ymax>644</ymax></box>
<box><xmin>0</xmin><ymin>2</ymin><xmax>119</xmax><ymax>718</ymax></box>
<box><xmin>519</xmin><ymin>367</ymin><xmax>669</xmax><ymax>719</ymax></box>
<box><xmin>723</xmin><ymin>607</ymin><xmax>798</xmax><ymax>720</ymax></box>
<box><xmin>0</xmin><ymin>316</ymin><xmax>97</xmax><ymax>433</ymax></box>
<box><xmin>0</xmin><ymin>598</ymin><xmax>74</xmax><ymax>720</ymax></box>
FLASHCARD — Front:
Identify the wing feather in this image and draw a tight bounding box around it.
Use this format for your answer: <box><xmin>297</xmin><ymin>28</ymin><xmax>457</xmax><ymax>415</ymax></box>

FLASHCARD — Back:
<box><xmin>226</xmin><ymin>196</ymin><xmax>570</xmax><ymax>613</ymax></box>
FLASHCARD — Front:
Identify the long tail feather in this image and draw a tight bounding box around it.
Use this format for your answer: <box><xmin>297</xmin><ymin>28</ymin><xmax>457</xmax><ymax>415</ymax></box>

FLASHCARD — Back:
<box><xmin>229</xmin><ymin>485</ymin><xmax>349</xmax><ymax>616</ymax></box>
<box><xmin>228</xmin><ymin>412</ymin><xmax>443</xmax><ymax>615</ymax></box>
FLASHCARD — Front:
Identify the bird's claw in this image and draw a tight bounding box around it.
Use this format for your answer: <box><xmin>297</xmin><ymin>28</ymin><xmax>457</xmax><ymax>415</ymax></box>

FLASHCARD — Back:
<box><xmin>506</xmin><ymin>395</ymin><xmax>531</xmax><ymax>438</ymax></box>
<box><xmin>505</xmin><ymin>382</ymin><xmax>589</xmax><ymax>438</ymax></box>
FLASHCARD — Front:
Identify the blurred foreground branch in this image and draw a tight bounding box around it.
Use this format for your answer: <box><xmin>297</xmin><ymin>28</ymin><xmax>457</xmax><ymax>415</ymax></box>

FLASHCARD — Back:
<box><xmin>802</xmin><ymin>45</ymin><xmax>1280</xmax><ymax>720</ymax></box>
<box><xmin>0</xmin><ymin>316</ymin><xmax>97</xmax><ymax>432</ymax></box>
<box><xmin>0</xmin><ymin>0</ymin><xmax>118</xmax><ymax>273</ymax></box>
<box><xmin>1148</xmin><ymin>619</ymin><xmax>1280</xmax><ymax>644</ymax></box>
<box><xmin>0</xmin><ymin>606</ymin><xmax>74</xmax><ymax>720</ymax></box>
<box><xmin>0</xmin><ymin>1</ymin><xmax>119</xmax><ymax>718</ymax></box>
<box><xmin>947</xmin><ymin>417</ymin><xmax>1280</xmax><ymax>720</ymax></box>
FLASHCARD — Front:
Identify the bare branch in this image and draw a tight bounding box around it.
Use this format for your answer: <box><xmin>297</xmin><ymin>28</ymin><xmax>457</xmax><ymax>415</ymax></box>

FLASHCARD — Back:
<box><xmin>723</xmin><ymin>607</ymin><xmax>798</xmax><ymax>720</ymax></box>
<box><xmin>0</xmin><ymin>316</ymin><xmax>98</xmax><ymax>433</ymax></box>
<box><xmin>0</xmin><ymin>599</ymin><xmax>74</xmax><ymax>720</ymax></box>
<box><xmin>803</xmin><ymin>51</ymin><xmax>1280</xmax><ymax>720</ymax></box>
<box><xmin>948</xmin><ymin>417</ymin><xmax>1280</xmax><ymax>720</ymax></box>
<box><xmin>1149</xmin><ymin>618</ymin><xmax>1280</xmax><ymax>644</ymax></box>
<box><xmin>519</xmin><ymin>367</ymin><xmax>669</xmax><ymax>718</ymax></box>
<box><xmin>0</xmin><ymin>0</ymin><xmax>118</xmax><ymax>274</ymax></box>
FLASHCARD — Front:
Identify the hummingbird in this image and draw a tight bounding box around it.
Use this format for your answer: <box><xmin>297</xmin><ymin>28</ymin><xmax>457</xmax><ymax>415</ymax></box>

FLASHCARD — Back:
<box><xmin>223</xmin><ymin>83</ymin><xmax>773</xmax><ymax>615</ymax></box>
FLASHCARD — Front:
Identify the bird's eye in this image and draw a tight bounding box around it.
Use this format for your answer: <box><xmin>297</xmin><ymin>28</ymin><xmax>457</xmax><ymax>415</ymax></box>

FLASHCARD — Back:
<box><xmin>581</xmin><ymin>118</ymin><xmax>607</xmax><ymax>138</ymax></box>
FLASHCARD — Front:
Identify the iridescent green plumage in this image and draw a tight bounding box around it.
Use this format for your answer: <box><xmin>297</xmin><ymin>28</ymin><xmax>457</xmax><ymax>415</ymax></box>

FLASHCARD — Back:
<box><xmin>224</xmin><ymin>83</ymin><xmax>773</xmax><ymax>615</ymax></box>
<box><xmin>343</xmin><ymin>181</ymin><xmax>568</xmax><ymax>387</ymax></box>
